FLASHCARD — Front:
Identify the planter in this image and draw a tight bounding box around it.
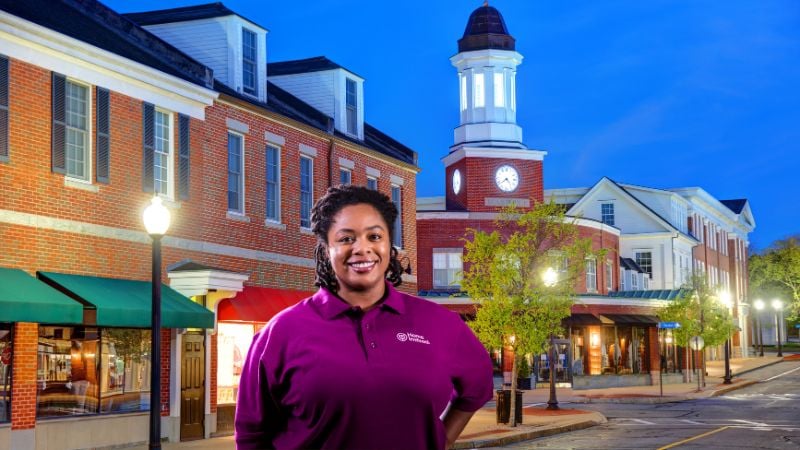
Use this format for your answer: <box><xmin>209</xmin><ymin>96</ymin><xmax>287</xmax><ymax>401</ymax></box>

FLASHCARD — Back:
<box><xmin>495</xmin><ymin>389</ymin><xmax>523</xmax><ymax>424</ymax></box>
<box><xmin>516</xmin><ymin>377</ymin><xmax>532</xmax><ymax>390</ymax></box>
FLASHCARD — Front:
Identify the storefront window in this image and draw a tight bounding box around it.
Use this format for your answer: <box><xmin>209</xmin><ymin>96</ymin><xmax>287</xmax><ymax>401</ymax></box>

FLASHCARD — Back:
<box><xmin>37</xmin><ymin>327</ymin><xmax>100</xmax><ymax>417</ymax></box>
<box><xmin>0</xmin><ymin>324</ymin><xmax>12</xmax><ymax>423</ymax></box>
<box><xmin>37</xmin><ymin>327</ymin><xmax>152</xmax><ymax>418</ymax></box>
<box><xmin>659</xmin><ymin>330</ymin><xmax>680</xmax><ymax>373</ymax></box>
<box><xmin>217</xmin><ymin>322</ymin><xmax>255</xmax><ymax>405</ymax></box>
<box><xmin>100</xmin><ymin>329</ymin><xmax>151</xmax><ymax>413</ymax></box>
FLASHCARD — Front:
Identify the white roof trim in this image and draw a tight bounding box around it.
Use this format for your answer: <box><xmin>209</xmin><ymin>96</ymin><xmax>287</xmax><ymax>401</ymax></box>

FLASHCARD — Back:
<box><xmin>442</xmin><ymin>146</ymin><xmax>547</xmax><ymax>166</ymax></box>
<box><xmin>0</xmin><ymin>11</ymin><xmax>217</xmax><ymax>119</ymax></box>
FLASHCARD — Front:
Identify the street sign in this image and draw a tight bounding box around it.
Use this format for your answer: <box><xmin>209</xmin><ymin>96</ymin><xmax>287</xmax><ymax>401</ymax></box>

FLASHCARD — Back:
<box><xmin>795</xmin><ymin>324</ymin><xmax>800</xmax><ymax>329</ymax></box>
<box><xmin>689</xmin><ymin>335</ymin><xmax>705</xmax><ymax>351</ymax></box>
<box><xmin>658</xmin><ymin>322</ymin><xmax>680</xmax><ymax>329</ymax></box>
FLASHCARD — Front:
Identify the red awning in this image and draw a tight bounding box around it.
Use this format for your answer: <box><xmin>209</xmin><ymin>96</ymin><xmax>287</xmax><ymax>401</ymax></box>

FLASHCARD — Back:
<box><xmin>217</xmin><ymin>286</ymin><xmax>313</xmax><ymax>322</ymax></box>
<box><xmin>441</xmin><ymin>303</ymin><xmax>478</xmax><ymax>315</ymax></box>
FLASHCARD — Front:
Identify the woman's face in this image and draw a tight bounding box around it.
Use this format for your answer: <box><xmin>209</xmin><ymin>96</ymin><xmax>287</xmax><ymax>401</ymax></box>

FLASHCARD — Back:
<box><xmin>326</xmin><ymin>203</ymin><xmax>392</xmax><ymax>300</ymax></box>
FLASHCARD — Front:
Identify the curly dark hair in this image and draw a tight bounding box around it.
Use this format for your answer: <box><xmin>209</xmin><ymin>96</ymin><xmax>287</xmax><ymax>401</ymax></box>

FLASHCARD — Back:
<box><xmin>311</xmin><ymin>184</ymin><xmax>404</xmax><ymax>293</ymax></box>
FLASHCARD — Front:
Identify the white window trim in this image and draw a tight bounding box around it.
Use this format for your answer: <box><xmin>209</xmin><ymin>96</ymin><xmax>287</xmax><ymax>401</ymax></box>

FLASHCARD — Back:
<box><xmin>227</xmin><ymin>131</ymin><xmax>245</xmax><ymax>215</ymax></box>
<box><xmin>432</xmin><ymin>248</ymin><xmax>463</xmax><ymax>289</ymax></box>
<box><xmin>154</xmin><ymin>107</ymin><xmax>175</xmax><ymax>201</ymax></box>
<box><xmin>241</xmin><ymin>27</ymin><xmax>259</xmax><ymax>97</ymax></box>
<box><xmin>265</xmin><ymin>143</ymin><xmax>281</xmax><ymax>224</ymax></box>
<box><xmin>366</xmin><ymin>176</ymin><xmax>378</xmax><ymax>190</ymax></box>
<box><xmin>339</xmin><ymin>167</ymin><xmax>352</xmax><ymax>185</ymax></box>
<box><xmin>64</xmin><ymin>78</ymin><xmax>93</xmax><ymax>184</ymax></box>
<box><xmin>345</xmin><ymin>78</ymin><xmax>358</xmax><ymax>137</ymax></box>
<box><xmin>605</xmin><ymin>260</ymin><xmax>613</xmax><ymax>291</ymax></box>
<box><xmin>585</xmin><ymin>258</ymin><xmax>597</xmax><ymax>293</ymax></box>
<box><xmin>300</xmin><ymin>155</ymin><xmax>314</xmax><ymax>230</ymax></box>
<box><xmin>391</xmin><ymin>184</ymin><xmax>403</xmax><ymax>249</ymax></box>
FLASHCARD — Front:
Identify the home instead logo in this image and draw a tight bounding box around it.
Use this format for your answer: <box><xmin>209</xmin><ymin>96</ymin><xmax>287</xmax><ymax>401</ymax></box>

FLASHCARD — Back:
<box><xmin>396</xmin><ymin>332</ymin><xmax>430</xmax><ymax>345</ymax></box>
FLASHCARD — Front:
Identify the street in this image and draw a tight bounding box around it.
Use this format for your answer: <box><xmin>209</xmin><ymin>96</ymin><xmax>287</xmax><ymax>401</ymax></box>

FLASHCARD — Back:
<box><xmin>501</xmin><ymin>360</ymin><xmax>800</xmax><ymax>449</ymax></box>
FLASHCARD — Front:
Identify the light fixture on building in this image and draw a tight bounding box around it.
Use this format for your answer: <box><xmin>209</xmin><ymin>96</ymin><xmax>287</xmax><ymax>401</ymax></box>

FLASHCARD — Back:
<box><xmin>590</xmin><ymin>333</ymin><xmax>600</xmax><ymax>348</ymax></box>
<box><xmin>542</xmin><ymin>267</ymin><xmax>557</xmax><ymax>287</ymax></box>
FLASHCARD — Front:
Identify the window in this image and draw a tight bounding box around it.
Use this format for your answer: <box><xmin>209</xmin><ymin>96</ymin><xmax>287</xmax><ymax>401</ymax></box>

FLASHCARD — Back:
<box><xmin>601</xmin><ymin>203</ymin><xmax>615</xmax><ymax>226</ymax></box>
<box><xmin>366</xmin><ymin>176</ymin><xmax>377</xmax><ymax>191</ymax></box>
<box><xmin>0</xmin><ymin>323</ymin><xmax>11</xmax><ymax>423</ymax></box>
<box><xmin>154</xmin><ymin>110</ymin><xmax>171</xmax><ymax>195</ymax></box>
<box><xmin>37</xmin><ymin>327</ymin><xmax>152</xmax><ymax>418</ymax></box>
<box><xmin>473</xmin><ymin>72</ymin><xmax>484</xmax><ymax>107</ymax></box>
<box><xmin>65</xmin><ymin>80</ymin><xmax>90</xmax><ymax>180</ymax></box>
<box><xmin>217</xmin><ymin>322</ymin><xmax>256</xmax><ymax>405</ymax></box>
<box><xmin>459</xmin><ymin>73</ymin><xmax>467</xmax><ymax>111</ymax></box>
<box><xmin>631</xmin><ymin>272</ymin><xmax>639</xmax><ymax>290</ymax></box>
<box><xmin>605</xmin><ymin>261</ymin><xmax>613</xmax><ymax>292</ymax></box>
<box><xmin>346</xmin><ymin>78</ymin><xmax>358</xmax><ymax>135</ymax></box>
<box><xmin>0</xmin><ymin>55</ymin><xmax>7</xmax><ymax>162</ymax></box>
<box><xmin>227</xmin><ymin>132</ymin><xmax>244</xmax><ymax>213</ymax></box>
<box><xmin>585</xmin><ymin>258</ymin><xmax>597</xmax><ymax>292</ymax></box>
<box><xmin>433</xmin><ymin>249</ymin><xmax>463</xmax><ymax>289</ymax></box>
<box><xmin>635</xmin><ymin>251</ymin><xmax>652</xmax><ymax>278</ymax></box>
<box><xmin>391</xmin><ymin>185</ymin><xmax>402</xmax><ymax>248</ymax></box>
<box><xmin>242</xmin><ymin>29</ymin><xmax>258</xmax><ymax>95</ymax></box>
<box><xmin>340</xmin><ymin>168</ymin><xmax>351</xmax><ymax>185</ymax></box>
<box><xmin>300</xmin><ymin>156</ymin><xmax>313</xmax><ymax>228</ymax></box>
<box><xmin>510</xmin><ymin>73</ymin><xmax>516</xmax><ymax>111</ymax></box>
<box><xmin>493</xmin><ymin>72</ymin><xmax>505</xmax><ymax>107</ymax></box>
<box><xmin>265</xmin><ymin>144</ymin><xmax>280</xmax><ymax>222</ymax></box>
<box><xmin>620</xmin><ymin>268</ymin><xmax>626</xmax><ymax>290</ymax></box>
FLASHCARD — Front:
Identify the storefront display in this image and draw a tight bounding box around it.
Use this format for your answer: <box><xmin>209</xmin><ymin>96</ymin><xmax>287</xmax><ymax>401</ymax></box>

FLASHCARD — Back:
<box><xmin>0</xmin><ymin>324</ymin><xmax>12</xmax><ymax>423</ymax></box>
<box><xmin>37</xmin><ymin>326</ymin><xmax>152</xmax><ymax>418</ymax></box>
<box><xmin>217</xmin><ymin>322</ymin><xmax>255</xmax><ymax>405</ymax></box>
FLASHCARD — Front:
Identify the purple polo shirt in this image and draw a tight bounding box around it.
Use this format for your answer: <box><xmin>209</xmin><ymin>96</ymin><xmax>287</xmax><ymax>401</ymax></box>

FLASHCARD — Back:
<box><xmin>234</xmin><ymin>283</ymin><xmax>493</xmax><ymax>450</ymax></box>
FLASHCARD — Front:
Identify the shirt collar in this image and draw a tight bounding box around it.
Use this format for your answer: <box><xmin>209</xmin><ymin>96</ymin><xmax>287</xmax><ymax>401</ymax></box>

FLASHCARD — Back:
<box><xmin>313</xmin><ymin>282</ymin><xmax>406</xmax><ymax>320</ymax></box>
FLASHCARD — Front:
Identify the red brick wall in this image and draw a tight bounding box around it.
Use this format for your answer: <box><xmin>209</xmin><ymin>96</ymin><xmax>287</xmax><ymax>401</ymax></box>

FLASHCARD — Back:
<box><xmin>444</xmin><ymin>157</ymin><xmax>543</xmax><ymax>213</ymax></box>
<box><xmin>10</xmin><ymin>323</ymin><xmax>37</xmax><ymax>430</ymax></box>
<box><xmin>417</xmin><ymin>217</ymin><xmax>617</xmax><ymax>293</ymax></box>
<box><xmin>209</xmin><ymin>333</ymin><xmax>217</xmax><ymax>414</ymax></box>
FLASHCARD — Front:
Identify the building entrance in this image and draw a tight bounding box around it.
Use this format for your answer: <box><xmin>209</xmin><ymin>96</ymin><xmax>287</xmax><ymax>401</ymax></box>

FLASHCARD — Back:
<box><xmin>180</xmin><ymin>332</ymin><xmax>205</xmax><ymax>441</ymax></box>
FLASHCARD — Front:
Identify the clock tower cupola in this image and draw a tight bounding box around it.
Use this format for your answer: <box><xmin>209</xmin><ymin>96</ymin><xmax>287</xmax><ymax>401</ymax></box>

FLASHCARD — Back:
<box><xmin>444</xmin><ymin>3</ymin><xmax>546</xmax><ymax>212</ymax></box>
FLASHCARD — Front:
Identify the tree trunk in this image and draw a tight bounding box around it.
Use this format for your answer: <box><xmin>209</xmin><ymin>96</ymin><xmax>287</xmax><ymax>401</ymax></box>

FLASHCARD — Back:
<box><xmin>509</xmin><ymin>355</ymin><xmax>518</xmax><ymax>427</ymax></box>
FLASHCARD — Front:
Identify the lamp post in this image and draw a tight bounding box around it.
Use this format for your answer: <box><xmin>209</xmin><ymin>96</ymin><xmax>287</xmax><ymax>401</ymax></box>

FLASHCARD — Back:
<box><xmin>542</xmin><ymin>268</ymin><xmax>559</xmax><ymax>411</ymax></box>
<box><xmin>754</xmin><ymin>299</ymin><xmax>765</xmax><ymax>357</ymax></box>
<box><xmin>772</xmin><ymin>299</ymin><xmax>783</xmax><ymax>357</ymax></box>
<box><xmin>719</xmin><ymin>291</ymin><xmax>732</xmax><ymax>385</ymax></box>
<box><xmin>143</xmin><ymin>197</ymin><xmax>171</xmax><ymax>450</ymax></box>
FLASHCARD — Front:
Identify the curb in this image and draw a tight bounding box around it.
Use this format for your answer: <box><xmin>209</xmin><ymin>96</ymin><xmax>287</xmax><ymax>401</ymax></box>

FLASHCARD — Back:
<box><xmin>729</xmin><ymin>357</ymin><xmax>786</xmax><ymax>378</ymax></box>
<box><xmin>709</xmin><ymin>379</ymin><xmax>759</xmax><ymax>397</ymax></box>
<box><xmin>572</xmin><ymin>395</ymin><xmax>690</xmax><ymax>404</ymax></box>
<box><xmin>452</xmin><ymin>416</ymin><xmax>605</xmax><ymax>449</ymax></box>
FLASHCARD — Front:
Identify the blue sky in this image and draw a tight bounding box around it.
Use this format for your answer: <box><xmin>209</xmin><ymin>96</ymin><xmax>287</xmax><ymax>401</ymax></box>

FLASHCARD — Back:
<box><xmin>107</xmin><ymin>0</ymin><xmax>800</xmax><ymax>250</ymax></box>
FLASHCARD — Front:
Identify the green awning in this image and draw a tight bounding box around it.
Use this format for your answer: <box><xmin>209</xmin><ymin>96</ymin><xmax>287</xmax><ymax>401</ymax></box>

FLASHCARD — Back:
<box><xmin>0</xmin><ymin>268</ymin><xmax>83</xmax><ymax>324</ymax></box>
<box><xmin>39</xmin><ymin>272</ymin><xmax>214</xmax><ymax>329</ymax></box>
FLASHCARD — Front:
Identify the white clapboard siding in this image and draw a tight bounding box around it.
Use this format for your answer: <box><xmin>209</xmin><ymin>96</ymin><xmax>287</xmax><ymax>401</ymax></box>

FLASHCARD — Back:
<box><xmin>144</xmin><ymin>19</ymin><xmax>231</xmax><ymax>84</ymax></box>
<box><xmin>269</xmin><ymin>71</ymin><xmax>336</xmax><ymax>118</ymax></box>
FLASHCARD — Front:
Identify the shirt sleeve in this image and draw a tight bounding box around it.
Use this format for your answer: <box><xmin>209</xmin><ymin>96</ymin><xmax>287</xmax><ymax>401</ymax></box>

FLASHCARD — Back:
<box><xmin>234</xmin><ymin>323</ymin><xmax>283</xmax><ymax>450</ymax></box>
<box><xmin>449</xmin><ymin>317</ymin><xmax>494</xmax><ymax>412</ymax></box>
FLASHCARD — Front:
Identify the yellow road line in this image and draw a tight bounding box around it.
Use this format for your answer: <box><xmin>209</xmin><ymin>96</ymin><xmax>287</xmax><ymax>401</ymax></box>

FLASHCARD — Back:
<box><xmin>657</xmin><ymin>426</ymin><xmax>730</xmax><ymax>450</ymax></box>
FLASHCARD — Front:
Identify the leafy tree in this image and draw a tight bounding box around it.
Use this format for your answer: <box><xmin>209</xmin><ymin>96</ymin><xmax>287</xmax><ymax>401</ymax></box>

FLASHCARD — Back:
<box><xmin>749</xmin><ymin>236</ymin><xmax>800</xmax><ymax>321</ymax></box>
<box><xmin>462</xmin><ymin>201</ymin><xmax>599</xmax><ymax>425</ymax></box>
<box><xmin>658</xmin><ymin>274</ymin><xmax>736</xmax><ymax>384</ymax></box>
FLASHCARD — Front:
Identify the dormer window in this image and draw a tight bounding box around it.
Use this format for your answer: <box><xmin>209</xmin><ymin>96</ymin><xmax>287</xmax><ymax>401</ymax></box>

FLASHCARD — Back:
<box><xmin>346</xmin><ymin>78</ymin><xmax>358</xmax><ymax>136</ymax></box>
<box><xmin>242</xmin><ymin>28</ymin><xmax>258</xmax><ymax>96</ymax></box>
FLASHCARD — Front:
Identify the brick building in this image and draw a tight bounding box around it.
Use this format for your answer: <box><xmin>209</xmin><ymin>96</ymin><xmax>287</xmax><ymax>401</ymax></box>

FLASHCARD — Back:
<box><xmin>416</xmin><ymin>5</ymin><xmax>666</xmax><ymax>389</ymax></box>
<box><xmin>0</xmin><ymin>1</ymin><xmax>417</xmax><ymax>448</ymax></box>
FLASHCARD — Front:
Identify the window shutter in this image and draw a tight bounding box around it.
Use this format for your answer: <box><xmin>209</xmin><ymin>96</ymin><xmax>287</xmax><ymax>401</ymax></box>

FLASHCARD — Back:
<box><xmin>0</xmin><ymin>55</ymin><xmax>8</xmax><ymax>161</ymax></box>
<box><xmin>51</xmin><ymin>72</ymin><xmax>66</xmax><ymax>173</ymax></box>
<box><xmin>96</xmin><ymin>87</ymin><xmax>110</xmax><ymax>183</ymax></box>
<box><xmin>178</xmin><ymin>114</ymin><xmax>190</xmax><ymax>200</ymax></box>
<box><xmin>142</xmin><ymin>102</ymin><xmax>154</xmax><ymax>192</ymax></box>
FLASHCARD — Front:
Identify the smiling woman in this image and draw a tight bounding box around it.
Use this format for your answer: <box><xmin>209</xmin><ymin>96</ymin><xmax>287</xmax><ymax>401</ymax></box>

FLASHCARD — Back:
<box><xmin>235</xmin><ymin>185</ymin><xmax>494</xmax><ymax>450</ymax></box>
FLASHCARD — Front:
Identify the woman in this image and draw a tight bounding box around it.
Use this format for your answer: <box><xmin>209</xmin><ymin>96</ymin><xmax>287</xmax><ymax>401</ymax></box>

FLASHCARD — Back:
<box><xmin>235</xmin><ymin>185</ymin><xmax>493</xmax><ymax>450</ymax></box>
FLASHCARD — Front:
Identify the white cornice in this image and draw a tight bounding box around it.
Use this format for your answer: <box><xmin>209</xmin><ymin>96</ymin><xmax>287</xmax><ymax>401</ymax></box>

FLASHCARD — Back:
<box><xmin>442</xmin><ymin>146</ymin><xmax>547</xmax><ymax>166</ymax></box>
<box><xmin>577</xmin><ymin>296</ymin><xmax>671</xmax><ymax>308</ymax></box>
<box><xmin>168</xmin><ymin>270</ymin><xmax>249</xmax><ymax>297</ymax></box>
<box><xmin>415</xmin><ymin>211</ymin><xmax>621</xmax><ymax>236</ymax></box>
<box><xmin>0</xmin><ymin>11</ymin><xmax>217</xmax><ymax>119</ymax></box>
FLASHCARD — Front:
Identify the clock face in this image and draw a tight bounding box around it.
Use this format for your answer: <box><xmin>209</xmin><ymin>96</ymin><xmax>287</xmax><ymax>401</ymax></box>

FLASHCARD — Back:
<box><xmin>495</xmin><ymin>165</ymin><xmax>519</xmax><ymax>192</ymax></box>
<box><xmin>452</xmin><ymin>169</ymin><xmax>462</xmax><ymax>194</ymax></box>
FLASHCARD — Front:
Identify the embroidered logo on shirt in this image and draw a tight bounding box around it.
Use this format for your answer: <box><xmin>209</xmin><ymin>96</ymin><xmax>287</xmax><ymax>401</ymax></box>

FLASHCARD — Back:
<box><xmin>396</xmin><ymin>332</ymin><xmax>430</xmax><ymax>345</ymax></box>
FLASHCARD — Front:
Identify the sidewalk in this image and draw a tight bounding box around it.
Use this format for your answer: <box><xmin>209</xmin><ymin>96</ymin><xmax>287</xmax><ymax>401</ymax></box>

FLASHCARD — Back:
<box><xmin>129</xmin><ymin>354</ymin><xmax>794</xmax><ymax>450</ymax></box>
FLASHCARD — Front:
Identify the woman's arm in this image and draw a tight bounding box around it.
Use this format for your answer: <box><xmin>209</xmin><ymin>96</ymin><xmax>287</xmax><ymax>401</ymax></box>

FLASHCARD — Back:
<box><xmin>442</xmin><ymin>407</ymin><xmax>476</xmax><ymax>449</ymax></box>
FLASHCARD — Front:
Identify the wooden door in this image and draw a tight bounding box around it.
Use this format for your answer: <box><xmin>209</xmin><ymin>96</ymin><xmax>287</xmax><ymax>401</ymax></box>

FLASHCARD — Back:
<box><xmin>180</xmin><ymin>332</ymin><xmax>205</xmax><ymax>441</ymax></box>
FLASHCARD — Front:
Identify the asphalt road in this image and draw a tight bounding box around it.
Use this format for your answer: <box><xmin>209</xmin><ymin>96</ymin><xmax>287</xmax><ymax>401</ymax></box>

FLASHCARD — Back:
<box><xmin>501</xmin><ymin>360</ymin><xmax>800</xmax><ymax>450</ymax></box>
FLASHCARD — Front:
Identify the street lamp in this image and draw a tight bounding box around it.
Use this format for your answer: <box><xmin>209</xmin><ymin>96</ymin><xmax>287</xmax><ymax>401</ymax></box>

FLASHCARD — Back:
<box><xmin>754</xmin><ymin>299</ymin><xmax>765</xmax><ymax>357</ymax></box>
<box><xmin>143</xmin><ymin>196</ymin><xmax>171</xmax><ymax>450</ymax></box>
<box><xmin>772</xmin><ymin>299</ymin><xmax>784</xmax><ymax>357</ymax></box>
<box><xmin>718</xmin><ymin>291</ymin><xmax>732</xmax><ymax>385</ymax></box>
<box><xmin>542</xmin><ymin>267</ymin><xmax>559</xmax><ymax>410</ymax></box>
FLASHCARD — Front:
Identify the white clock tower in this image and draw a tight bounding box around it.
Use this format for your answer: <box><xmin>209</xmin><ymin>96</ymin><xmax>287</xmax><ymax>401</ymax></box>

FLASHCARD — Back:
<box><xmin>444</xmin><ymin>3</ymin><xmax>546</xmax><ymax>212</ymax></box>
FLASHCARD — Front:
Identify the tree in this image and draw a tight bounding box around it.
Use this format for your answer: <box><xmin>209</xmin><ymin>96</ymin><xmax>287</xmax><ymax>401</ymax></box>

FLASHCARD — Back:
<box><xmin>658</xmin><ymin>274</ymin><xmax>736</xmax><ymax>384</ymax></box>
<box><xmin>462</xmin><ymin>201</ymin><xmax>599</xmax><ymax>426</ymax></box>
<box><xmin>749</xmin><ymin>236</ymin><xmax>800</xmax><ymax>321</ymax></box>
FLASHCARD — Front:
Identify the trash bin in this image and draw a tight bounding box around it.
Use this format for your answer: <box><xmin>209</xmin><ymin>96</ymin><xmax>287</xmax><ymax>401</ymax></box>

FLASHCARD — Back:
<box><xmin>495</xmin><ymin>389</ymin><xmax>523</xmax><ymax>424</ymax></box>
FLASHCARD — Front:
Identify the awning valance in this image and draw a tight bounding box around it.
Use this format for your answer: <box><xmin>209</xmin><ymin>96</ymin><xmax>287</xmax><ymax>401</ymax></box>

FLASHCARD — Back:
<box><xmin>600</xmin><ymin>314</ymin><xmax>659</xmax><ymax>326</ymax></box>
<box><xmin>0</xmin><ymin>268</ymin><xmax>83</xmax><ymax>324</ymax></box>
<box><xmin>563</xmin><ymin>313</ymin><xmax>604</xmax><ymax>326</ymax></box>
<box><xmin>218</xmin><ymin>286</ymin><xmax>312</xmax><ymax>322</ymax></box>
<box><xmin>39</xmin><ymin>271</ymin><xmax>214</xmax><ymax>329</ymax></box>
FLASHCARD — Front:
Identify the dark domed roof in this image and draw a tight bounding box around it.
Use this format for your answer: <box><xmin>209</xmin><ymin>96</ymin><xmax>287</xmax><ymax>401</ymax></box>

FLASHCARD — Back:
<box><xmin>458</xmin><ymin>4</ymin><xmax>515</xmax><ymax>52</ymax></box>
